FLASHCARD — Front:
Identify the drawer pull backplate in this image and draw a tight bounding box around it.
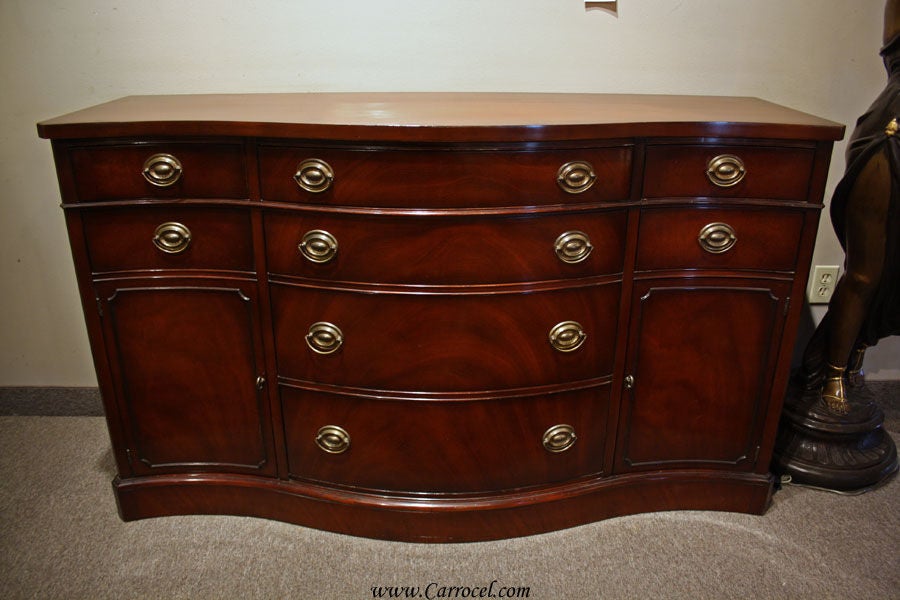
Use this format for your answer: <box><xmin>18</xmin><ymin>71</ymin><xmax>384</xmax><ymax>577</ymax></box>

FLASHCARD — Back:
<box><xmin>316</xmin><ymin>425</ymin><xmax>351</xmax><ymax>454</ymax></box>
<box><xmin>299</xmin><ymin>229</ymin><xmax>339</xmax><ymax>263</ymax></box>
<box><xmin>152</xmin><ymin>222</ymin><xmax>192</xmax><ymax>254</ymax></box>
<box><xmin>548</xmin><ymin>320</ymin><xmax>587</xmax><ymax>352</ymax></box>
<box><xmin>543</xmin><ymin>424</ymin><xmax>577</xmax><ymax>453</ymax></box>
<box><xmin>306</xmin><ymin>322</ymin><xmax>344</xmax><ymax>354</ymax></box>
<box><xmin>556</xmin><ymin>161</ymin><xmax>597</xmax><ymax>194</ymax></box>
<box><xmin>294</xmin><ymin>158</ymin><xmax>335</xmax><ymax>193</ymax></box>
<box><xmin>142</xmin><ymin>153</ymin><xmax>183</xmax><ymax>187</ymax></box>
<box><xmin>698</xmin><ymin>222</ymin><xmax>737</xmax><ymax>254</ymax></box>
<box><xmin>706</xmin><ymin>154</ymin><xmax>746</xmax><ymax>187</ymax></box>
<box><xmin>554</xmin><ymin>230</ymin><xmax>594</xmax><ymax>264</ymax></box>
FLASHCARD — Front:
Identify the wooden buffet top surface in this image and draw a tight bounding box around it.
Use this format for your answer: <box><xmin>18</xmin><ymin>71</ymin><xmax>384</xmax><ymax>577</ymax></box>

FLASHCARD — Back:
<box><xmin>38</xmin><ymin>93</ymin><xmax>845</xmax><ymax>142</ymax></box>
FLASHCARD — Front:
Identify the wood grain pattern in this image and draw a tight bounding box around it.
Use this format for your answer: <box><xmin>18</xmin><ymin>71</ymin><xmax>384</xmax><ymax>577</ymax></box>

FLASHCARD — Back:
<box><xmin>642</xmin><ymin>144</ymin><xmax>817</xmax><ymax>200</ymax></box>
<box><xmin>68</xmin><ymin>142</ymin><xmax>248</xmax><ymax>201</ymax></box>
<box><xmin>96</xmin><ymin>280</ymin><xmax>274</xmax><ymax>476</ymax></box>
<box><xmin>269</xmin><ymin>282</ymin><xmax>621</xmax><ymax>392</ymax></box>
<box><xmin>264</xmin><ymin>209</ymin><xmax>628</xmax><ymax>285</ymax></box>
<box><xmin>258</xmin><ymin>145</ymin><xmax>632</xmax><ymax>208</ymax></box>
<box><xmin>280</xmin><ymin>383</ymin><xmax>610</xmax><ymax>493</ymax></box>
<box><xmin>635</xmin><ymin>206</ymin><xmax>807</xmax><ymax>273</ymax></box>
<box><xmin>82</xmin><ymin>206</ymin><xmax>254</xmax><ymax>274</ymax></box>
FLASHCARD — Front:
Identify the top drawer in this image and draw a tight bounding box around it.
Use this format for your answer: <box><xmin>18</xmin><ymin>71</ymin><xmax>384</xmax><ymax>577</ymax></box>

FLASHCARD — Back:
<box><xmin>642</xmin><ymin>145</ymin><xmax>815</xmax><ymax>201</ymax></box>
<box><xmin>68</xmin><ymin>142</ymin><xmax>248</xmax><ymax>202</ymax></box>
<box><xmin>258</xmin><ymin>145</ymin><xmax>633</xmax><ymax>208</ymax></box>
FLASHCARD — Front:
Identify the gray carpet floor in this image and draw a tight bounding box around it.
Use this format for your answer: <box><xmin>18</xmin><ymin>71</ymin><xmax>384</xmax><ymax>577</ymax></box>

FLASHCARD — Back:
<box><xmin>1</xmin><ymin>386</ymin><xmax>898</xmax><ymax>599</ymax></box>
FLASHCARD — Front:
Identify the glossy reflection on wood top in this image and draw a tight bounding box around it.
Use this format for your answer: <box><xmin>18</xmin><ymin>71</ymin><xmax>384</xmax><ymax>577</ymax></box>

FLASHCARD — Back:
<box><xmin>37</xmin><ymin>93</ymin><xmax>845</xmax><ymax>142</ymax></box>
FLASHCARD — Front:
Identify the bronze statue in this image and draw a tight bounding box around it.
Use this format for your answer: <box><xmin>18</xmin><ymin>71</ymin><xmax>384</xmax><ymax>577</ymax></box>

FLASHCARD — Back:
<box><xmin>774</xmin><ymin>0</ymin><xmax>899</xmax><ymax>491</ymax></box>
<box><xmin>801</xmin><ymin>0</ymin><xmax>900</xmax><ymax>412</ymax></box>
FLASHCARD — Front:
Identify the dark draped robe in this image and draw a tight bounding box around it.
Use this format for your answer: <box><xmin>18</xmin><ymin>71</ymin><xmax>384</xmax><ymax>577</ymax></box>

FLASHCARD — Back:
<box><xmin>829</xmin><ymin>34</ymin><xmax>900</xmax><ymax>345</ymax></box>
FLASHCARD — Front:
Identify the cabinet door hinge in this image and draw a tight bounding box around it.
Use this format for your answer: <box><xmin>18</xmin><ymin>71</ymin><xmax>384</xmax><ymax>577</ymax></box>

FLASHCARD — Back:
<box><xmin>96</xmin><ymin>297</ymin><xmax>104</xmax><ymax>318</ymax></box>
<box><xmin>783</xmin><ymin>296</ymin><xmax>791</xmax><ymax>317</ymax></box>
<box><xmin>125</xmin><ymin>448</ymin><xmax>134</xmax><ymax>466</ymax></box>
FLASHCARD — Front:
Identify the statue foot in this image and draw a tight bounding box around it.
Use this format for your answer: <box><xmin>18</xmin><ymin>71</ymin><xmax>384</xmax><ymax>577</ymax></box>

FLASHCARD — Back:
<box><xmin>822</xmin><ymin>364</ymin><xmax>851</xmax><ymax>415</ymax></box>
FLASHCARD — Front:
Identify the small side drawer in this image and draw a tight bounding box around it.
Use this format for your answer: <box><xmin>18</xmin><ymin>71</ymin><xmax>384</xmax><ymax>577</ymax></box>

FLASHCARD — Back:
<box><xmin>264</xmin><ymin>210</ymin><xmax>628</xmax><ymax>285</ymax></box>
<box><xmin>82</xmin><ymin>206</ymin><xmax>254</xmax><ymax>274</ymax></box>
<box><xmin>281</xmin><ymin>384</ymin><xmax>609</xmax><ymax>493</ymax></box>
<box><xmin>271</xmin><ymin>282</ymin><xmax>620</xmax><ymax>392</ymax></box>
<box><xmin>635</xmin><ymin>206</ymin><xmax>805</xmax><ymax>273</ymax></box>
<box><xmin>258</xmin><ymin>145</ymin><xmax>632</xmax><ymax>208</ymax></box>
<box><xmin>68</xmin><ymin>143</ymin><xmax>248</xmax><ymax>202</ymax></box>
<box><xmin>642</xmin><ymin>145</ymin><xmax>815</xmax><ymax>201</ymax></box>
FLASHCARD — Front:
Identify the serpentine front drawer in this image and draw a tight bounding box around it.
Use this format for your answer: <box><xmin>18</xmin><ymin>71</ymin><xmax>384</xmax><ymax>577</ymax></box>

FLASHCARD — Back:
<box><xmin>269</xmin><ymin>281</ymin><xmax>621</xmax><ymax>392</ymax></box>
<box><xmin>280</xmin><ymin>383</ymin><xmax>610</xmax><ymax>493</ymax></box>
<box><xmin>258</xmin><ymin>144</ymin><xmax>633</xmax><ymax>208</ymax></box>
<box><xmin>263</xmin><ymin>209</ymin><xmax>628</xmax><ymax>285</ymax></box>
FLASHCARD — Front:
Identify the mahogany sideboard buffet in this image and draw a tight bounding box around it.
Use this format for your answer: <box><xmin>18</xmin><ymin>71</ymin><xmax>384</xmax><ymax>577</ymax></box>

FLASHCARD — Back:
<box><xmin>37</xmin><ymin>93</ymin><xmax>844</xmax><ymax>542</ymax></box>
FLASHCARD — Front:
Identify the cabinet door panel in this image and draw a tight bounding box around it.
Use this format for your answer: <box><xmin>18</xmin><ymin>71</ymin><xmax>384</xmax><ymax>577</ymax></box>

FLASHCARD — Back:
<box><xmin>99</xmin><ymin>282</ymin><xmax>273</xmax><ymax>475</ymax></box>
<box><xmin>616</xmin><ymin>280</ymin><xmax>788</xmax><ymax>471</ymax></box>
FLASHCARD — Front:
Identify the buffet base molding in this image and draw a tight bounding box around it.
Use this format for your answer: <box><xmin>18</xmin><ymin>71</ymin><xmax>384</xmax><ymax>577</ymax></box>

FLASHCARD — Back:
<box><xmin>115</xmin><ymin>470</ymin><xmax>774</xmax><ymax>543</ymax></box>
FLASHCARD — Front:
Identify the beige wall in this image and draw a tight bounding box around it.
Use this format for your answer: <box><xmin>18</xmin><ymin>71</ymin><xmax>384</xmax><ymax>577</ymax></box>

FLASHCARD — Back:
<box><xmin>1</xmin><ymin>0</ymin><xmax>896</xmax><ymax>385</ymax></box>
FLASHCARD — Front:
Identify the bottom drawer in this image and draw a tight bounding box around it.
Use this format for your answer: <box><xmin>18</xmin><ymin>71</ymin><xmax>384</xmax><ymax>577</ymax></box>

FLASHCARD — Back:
<box><xmin>281</xmin><ymin>384</ymin><xmax>610</xmax><ymax>494</ymax></box>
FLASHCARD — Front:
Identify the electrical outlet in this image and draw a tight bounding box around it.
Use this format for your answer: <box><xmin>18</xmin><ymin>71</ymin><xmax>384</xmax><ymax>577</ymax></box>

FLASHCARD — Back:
<box><xmin>809</xmin><ymin>265</ymin><xmax>840</xmax><ymax>304</ymax></box>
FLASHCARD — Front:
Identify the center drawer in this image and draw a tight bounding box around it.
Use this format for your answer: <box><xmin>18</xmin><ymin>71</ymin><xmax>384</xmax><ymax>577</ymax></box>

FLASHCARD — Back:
<box><xmin>264</xmin><ymin>210</ymin><xmax>627</xmax><ymax>285</ymax></box>
<box><xmin>281</xmin><ymin>384</ymin><xmax>609</xmax><ymax>493</ymax></box>
<box><xmin>258</xmin><ymin>145</ymin><xmax>632</xmax><ymax>208</ymax></box>
<box><xmin>271</xmin><ymin>282</ymin><xmax>620</xmax><ymax>392</ymax></box>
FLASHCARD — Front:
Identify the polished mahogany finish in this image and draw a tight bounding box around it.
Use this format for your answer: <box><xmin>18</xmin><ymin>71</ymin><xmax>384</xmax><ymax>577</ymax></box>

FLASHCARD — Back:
<box><xmin>38</xmin><ymin>93</ymin><xmax>843</xmax><ymax>542</ymax></box>
<box><xmin>270</xmin><ymin>282</ymin><xmax>620</xmax><ymax>392</ymax></box>
<box><xmin>263</xmin><ymin>209</ymin><xmax>628</xmax><ymax>284</ymax></box>
<box><xmin>280</xmin><ymin>384</ymin><xmax>610</xmax><ymax>493</ymax></box>
<box><xmin>258</xmin><ymin>144</ymin><xmax>633</xmax><ymax>208</ymax></box>
<box><xmin>68</xmin><ymin>142</ymin><xmax>248</xmax><ymax>201</ymax></box>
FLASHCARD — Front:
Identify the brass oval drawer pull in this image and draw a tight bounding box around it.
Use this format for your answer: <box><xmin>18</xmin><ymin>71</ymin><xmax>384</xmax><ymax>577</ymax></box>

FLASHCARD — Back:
<box><xmin>548</xmin><ymin>321</ymin><xmax>587</xmax><ymax>352</ymax></box>
<box><xmin>706</xmin><ymin>154</ymin><xmax>746</xmax><ymax>187</ymax></box>
<box><xmin>298</xmin><ymin>230</ymin><xmax>339</xmax><ymax>264</ymax></box>
<box><xmin>698</xmin><ymin>222</ymin><xmax>737</xmax><ymax>254</ymax></box>
<box><xmin>543</xmin><ymin>424</ymin><xmax>577</xmax><ymax>453</ymax></box>
<box><xmin>554</xmin><ymin>231</ymin><xmax>593</xmax><ymax>264</ymax></box>
<box><xmin>152</xmin><ymin>222</ymin><xmax>192</xmax><ymax>254</ymax></box>
<box><xmin>294</xmin><ymin>159</ymin><xmax>335</xmax><ymax>193</ymax></box>
<box><xmin>556</xmin><ymin>161</ymin><xmax>597</xmax><ymax>194</ymax></box>
<box><xmin>316</xmin><ymin>425</ymin><xmax>351</xmax><ymax>454</ymax></box>
<box><xmin>142</xmin><ymin>153</ymin><xmax>183</xmax><ymax>187</ymax></box>
<box><xmin>306</xmin><ymin>322</ymin><xmax>344</xmax><ymax>354</ymax></box>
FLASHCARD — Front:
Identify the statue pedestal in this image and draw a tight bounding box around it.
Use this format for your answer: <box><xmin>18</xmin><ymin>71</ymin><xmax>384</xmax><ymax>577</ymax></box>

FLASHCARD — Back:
<box><xmin>773</xmin><ymin>381</ymin><xmax>898</xmax><ymax>491</ymax></box>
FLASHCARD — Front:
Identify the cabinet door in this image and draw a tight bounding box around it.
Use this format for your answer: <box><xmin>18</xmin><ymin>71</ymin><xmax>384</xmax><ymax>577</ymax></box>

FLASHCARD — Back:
<box><xmin>615</xmin><ymin>279</ymin><xmax>789</xmax><ymax>472</ymax></box>
<box><xmin>97</xmin><ymin>281</ymin><xmax>274</xmax><ymax>476</ymax></box>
